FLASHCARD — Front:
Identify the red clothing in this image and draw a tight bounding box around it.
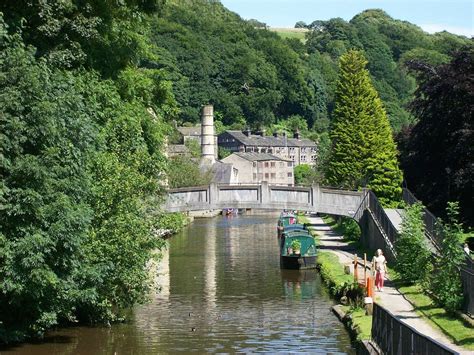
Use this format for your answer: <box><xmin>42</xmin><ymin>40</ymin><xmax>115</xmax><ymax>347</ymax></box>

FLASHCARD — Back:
<box><xmin>375</xmin><ymin>271</ymin><xmax>385</xmax><ymax>289</ymax></box>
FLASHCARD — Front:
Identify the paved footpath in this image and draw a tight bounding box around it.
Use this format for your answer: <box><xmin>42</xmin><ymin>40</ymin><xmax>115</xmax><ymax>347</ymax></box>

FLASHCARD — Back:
<box><xmin>305</xmin><ymin>215</ymin><xmax>469</xmax><ymax>354</ymax></box>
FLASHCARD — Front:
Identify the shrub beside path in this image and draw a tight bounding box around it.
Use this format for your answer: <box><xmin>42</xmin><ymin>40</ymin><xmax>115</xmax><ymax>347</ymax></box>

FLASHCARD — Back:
<box><xmin>305</xmin><ymin>215</ymin><xmax>468</xmax><ymax>354</ymax></box>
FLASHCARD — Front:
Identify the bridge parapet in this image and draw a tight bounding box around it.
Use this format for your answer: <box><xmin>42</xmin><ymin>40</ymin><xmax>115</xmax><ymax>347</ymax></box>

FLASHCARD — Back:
<box><xmin>164</xmin><ymin>183</ymin><xmax>365</xmax><ymax>219</ymax></box>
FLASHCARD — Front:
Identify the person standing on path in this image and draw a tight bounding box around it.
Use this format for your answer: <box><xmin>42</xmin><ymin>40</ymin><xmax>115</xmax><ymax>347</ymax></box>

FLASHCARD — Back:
<box><xmin>373</xmin><ymin>249</ymin><xmax>387</xmax><ymax>292</ymax></box>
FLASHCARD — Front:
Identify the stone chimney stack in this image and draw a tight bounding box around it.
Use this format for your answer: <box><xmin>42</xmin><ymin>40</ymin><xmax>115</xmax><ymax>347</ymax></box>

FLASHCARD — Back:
<box><xmin>273</xmin><ymin>131</ymin><xmax>279</xmax><ymax>137</ymax></box>
<box><xmin>293</xmin><ymin>129</ymin><xmax>301</xmax><ymax>139</ymax></box>
<box><xmin>201</xmin><ymin>105</ymin><xmax>216</xmax><ymax>165</ymax></box>
<box><xmin>243</xmin><ymin>127</ymin><xmax>251</xmax><ymax>137</ymax></box>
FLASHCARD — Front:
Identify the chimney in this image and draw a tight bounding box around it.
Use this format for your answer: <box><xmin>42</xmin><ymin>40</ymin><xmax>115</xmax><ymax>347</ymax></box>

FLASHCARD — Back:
<box><xmin>200</xmin><ymin>105</ymin><xmax>216</xmax><ymax>165</ymax></box>
<box><xmin>243</xmin><ymin>127</ymin><xmax>251</xmax><ymax>137</ymax></box>
<box><xmin>293</xmin><ymin>129</ymin><xmax>301</xmax><ymax>139</ymax></box>
<box><xmin>273</xmin><ymin>131</ymin><xmax>279</xmax><ymax>137</ymax></box>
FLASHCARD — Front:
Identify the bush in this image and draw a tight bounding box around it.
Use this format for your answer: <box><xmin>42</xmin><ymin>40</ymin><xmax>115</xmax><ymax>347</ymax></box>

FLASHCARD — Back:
<box><xmin>395</xmin><ymin>202</ymin><xmax>432</xmax><ymax>284</ymax></box>
<box><xmin>429</xmin><ymin>202</ymin><xmax>465</xmax><ymax>313</ymax></box>
<box><xmin>156</xmin><ymin>213</ymin><xmax>187</xmax><ymax>233</ymax></box>
<box><xmin>317</xmin><ymin>252</ymin><xmax>365</xmax><ymax>306</ymax></box>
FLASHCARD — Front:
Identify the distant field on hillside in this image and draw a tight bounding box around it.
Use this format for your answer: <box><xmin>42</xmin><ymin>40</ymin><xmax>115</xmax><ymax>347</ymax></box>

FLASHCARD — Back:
<box><xmin>270</xmin><ymin>27</ymin><xmax>308</xmax><ymax>42</ymax></box>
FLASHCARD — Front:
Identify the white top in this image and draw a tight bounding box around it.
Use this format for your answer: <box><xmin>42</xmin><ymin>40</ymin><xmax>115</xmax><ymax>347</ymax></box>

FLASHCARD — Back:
<box><xmin>373</xmin><ymin>255</ymin><xmax>386</xmax><ymax>272</ymax></box>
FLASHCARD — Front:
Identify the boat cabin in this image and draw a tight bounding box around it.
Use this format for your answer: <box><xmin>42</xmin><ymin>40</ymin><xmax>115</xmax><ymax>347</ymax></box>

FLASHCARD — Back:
<box><xmin>280</xmin><ymin>232</ymin><xmax>317</xmax><ymax>257</ymax></box>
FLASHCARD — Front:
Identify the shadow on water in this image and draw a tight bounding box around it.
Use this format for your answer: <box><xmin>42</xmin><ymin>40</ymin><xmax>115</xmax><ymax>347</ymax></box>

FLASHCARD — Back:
<box><xmin>3</xmin><ymin>212</ymin><xmax>356</xmax><ymax>354</ymax></box>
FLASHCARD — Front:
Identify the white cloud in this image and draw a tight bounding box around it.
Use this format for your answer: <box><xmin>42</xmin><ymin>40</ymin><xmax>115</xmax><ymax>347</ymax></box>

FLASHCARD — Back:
<box><xmin>420</xmin><ymin>24</ymin><xmax>473</xmax><ymax>37</ymax></box>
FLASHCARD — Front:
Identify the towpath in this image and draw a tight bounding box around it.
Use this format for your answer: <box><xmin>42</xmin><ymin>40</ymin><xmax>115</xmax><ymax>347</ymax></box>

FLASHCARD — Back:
<box><xmin>305</xmin><ymin>215</ymin><xmax>469</xmax><ymax>354</ymax></box>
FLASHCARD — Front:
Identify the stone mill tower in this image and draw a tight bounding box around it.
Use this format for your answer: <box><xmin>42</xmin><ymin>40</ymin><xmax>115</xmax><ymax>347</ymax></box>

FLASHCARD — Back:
<box><xmin>200</xmin><ymin>104</ymin><xmax>216</xmax><ymax>166</ymax></box>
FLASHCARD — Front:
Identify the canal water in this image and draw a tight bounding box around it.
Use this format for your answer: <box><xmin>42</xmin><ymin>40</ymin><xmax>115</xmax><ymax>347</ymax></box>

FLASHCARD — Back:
<box><xmin>3</xmin><ymin>213</ymin><xmax>355</xmax><ymax>354</ymax></box>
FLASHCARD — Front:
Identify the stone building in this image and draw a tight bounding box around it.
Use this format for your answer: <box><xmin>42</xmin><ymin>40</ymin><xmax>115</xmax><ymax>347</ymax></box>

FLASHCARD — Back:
<box><xmin>217</xmin><ymin>130</ymin><xmax>317</xmax><ymax>166</ymax></box>
<box><xmin>221</xmin><ymin>152</ymin><xmax>294</xmax><ymax>185</ymax></box>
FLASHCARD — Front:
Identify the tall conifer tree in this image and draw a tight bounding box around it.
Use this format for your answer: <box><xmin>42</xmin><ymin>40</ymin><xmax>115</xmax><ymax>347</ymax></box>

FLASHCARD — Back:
<box><xmin>327</xmin><ymin>50</ymin><xmax>402</xmax><ymax>206</ymax></box>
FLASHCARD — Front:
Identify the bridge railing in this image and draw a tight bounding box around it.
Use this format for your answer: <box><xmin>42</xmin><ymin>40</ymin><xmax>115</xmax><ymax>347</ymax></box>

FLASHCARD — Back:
<box><xmin>371</xmin><ymin>303</ymin><xmax>457</xmax><ymax>355</ymax></box>
<box><xmin>402</xmin><ymin>188</ymin><xmax>443</xmax><ymax>250</ymax></box>
<box><xmin>367</xmin><ymin>191</ymin><xmax>399</xmax><ymax>246</ymax></box>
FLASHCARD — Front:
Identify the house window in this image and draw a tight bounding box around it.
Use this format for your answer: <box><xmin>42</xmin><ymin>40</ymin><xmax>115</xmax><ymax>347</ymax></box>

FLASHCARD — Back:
<box><xmin>288</xmin><ymin>172</ymin><xmax>293</xmax><ymax>177</ymax></box>
<box><xmin>287</xmin><ymin>162</ymin><xmax>293</xmax><ymax>167</ymax></box>
<box><xmin>253</xmin><ymin>162</ymin><xmax>257</xmax><ymax>167</ymax></box>
<box><xmin>279</xmin><ymin>162</ymin><xmax>284</xmax><ymax>167</ymax></box>
<box><xmin>265</xmin><ymin>173</ymin><xmax>269</xmax><ymax>179</ymax></box>
<box><xmin>271</xmin><ymin>162</ymin><xmax>276</xmax><ymax>168</ymax></box>
<box><xmin>301</xmin><ymin>155</ymin><xmax>306</xmax><ymax>161</ymax></box>
<box><xmin>264</xmin><ymin>162</ymin><xmax>269</xmax><ymax>168</ymax></box>
<box><xmin>271</xmin><ymin>173</ymin><xmax>276</xmax><ymax>179</ymax></box>
<box><xmin>290</xmin><ymin>155</ymin><xmax>295</xmax><ymax>161</ymax></box>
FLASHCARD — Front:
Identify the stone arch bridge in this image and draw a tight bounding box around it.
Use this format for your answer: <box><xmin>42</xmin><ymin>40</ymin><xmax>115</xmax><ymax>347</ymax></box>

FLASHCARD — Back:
<box><xmin>164</xmin><ymin>182</ymin><xmax>366</xmax><ymax>220</ymax></box>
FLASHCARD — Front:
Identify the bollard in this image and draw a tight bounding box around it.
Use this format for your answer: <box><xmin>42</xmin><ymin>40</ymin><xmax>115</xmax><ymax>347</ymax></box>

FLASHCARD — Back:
<box><xmin>364</xmin><ymin>253</ymin><xmax>367</xmax><ymax>287</ymax></box>
<box><xmin>366</xmin><ymin>276</ymin><xmax>374</xmax><ymax>298</ymax></box>
<box><xmin>364</xmin><ymin>296</ymin><xmax>373</xmax><ymax>315</ymax></box>
<box><xmin>353</xmin><ymin>254</ymin><xmax>358</xmax><ymax>282</ymax></box>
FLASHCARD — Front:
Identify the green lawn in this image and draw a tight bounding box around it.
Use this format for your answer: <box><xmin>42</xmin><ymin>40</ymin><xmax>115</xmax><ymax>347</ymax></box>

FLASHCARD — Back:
<box><xmin>269</xmin><ymin>28</ymin><xmax>308</xmax><ymax>42</ymax></box>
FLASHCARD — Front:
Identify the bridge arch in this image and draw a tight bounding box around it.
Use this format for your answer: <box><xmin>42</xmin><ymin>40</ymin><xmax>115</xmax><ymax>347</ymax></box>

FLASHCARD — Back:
<box><xmin>164</xmin><ymin>182</ymin><xmax>367</xmax><ymax>221</ymax></box>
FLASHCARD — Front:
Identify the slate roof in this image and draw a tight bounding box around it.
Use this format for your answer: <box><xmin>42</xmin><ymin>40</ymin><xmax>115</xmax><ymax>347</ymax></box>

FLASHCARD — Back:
<box><xmin>233</xmin><ymin>152</ymin><xmax>291</xmax><ymax>162</ymax></box>
<box><xmin>211</xmin><ymin>161</ymin><xmax>235</xmax><ymax>184</ymax></box>
<box><xmin>177</xmin><ymin>125</ymin><xmax>201</xmax><ymax>137</ymax></box>
<box><xmin>167</xmin><ymin>144</ymin><xmax>188</xmax><ymax>154</ymax></box>
<box><xmin>222</xmin><ymin>130</ymin><xmax>316</xmax><ymax>147</ymax></box>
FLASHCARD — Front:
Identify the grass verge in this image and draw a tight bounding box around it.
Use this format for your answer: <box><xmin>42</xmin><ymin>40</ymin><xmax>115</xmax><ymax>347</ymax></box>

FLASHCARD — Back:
<box><xmin>389</xmin><ymin>269</ymin><xmax>474</xmax><ymax>350</ymax></box>
<box><xmin>341</xmin><ymin>306</ymin><xmax>372</xmax><ymax>341</ymax></box>
<box><xmin>317</xmin><ymin>251</ymin><xmax>372</xmax><ymax>342</ymax></box>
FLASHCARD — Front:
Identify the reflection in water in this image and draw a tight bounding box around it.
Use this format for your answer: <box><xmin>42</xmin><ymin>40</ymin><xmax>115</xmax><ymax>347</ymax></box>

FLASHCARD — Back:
<box><xmin>3</xmin><ymin>213</ymin><xmax>355</xmax><ymax>354</ymax></box>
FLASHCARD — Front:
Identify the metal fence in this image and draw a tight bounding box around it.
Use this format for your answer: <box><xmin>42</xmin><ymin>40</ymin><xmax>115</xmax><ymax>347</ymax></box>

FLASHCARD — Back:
<box><xmin>367</xmin><ymin>191</ymin><xmax>399</xmax><ymax>246</ymax></box>
<box><xmin>402</xmin><ymin>188</ymin><xmax>474</xmax><ymax>314</ymax></box>
<box><xmin>371</xmin><ymin>303</ymin><xmax>458</xmax><ymax>355</ymax></box>
<box><xmin>461</xmin><ymin>265</ymin><xmax>474</xmax><ymax>315</ymax></box>
<box><xmin>402</xmin><ymin>188</ymin><xmax>444</xmax><ymax>250</ymax></box>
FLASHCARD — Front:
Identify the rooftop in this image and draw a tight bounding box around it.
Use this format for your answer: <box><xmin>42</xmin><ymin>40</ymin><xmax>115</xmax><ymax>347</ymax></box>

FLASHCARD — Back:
<box><xmin>177</xmin><ymin>125</ymin><xmax>201</xmax><ymax>137</ymax></box>
<box><xmin>232</xmin><ymin>152</ymin><xmax>292</xmax><ymax>162</ymax></box>
<box><xmin>222</xmin><ymin>130</ymin><xmax>317</xmax><ymax>147</ymax></box>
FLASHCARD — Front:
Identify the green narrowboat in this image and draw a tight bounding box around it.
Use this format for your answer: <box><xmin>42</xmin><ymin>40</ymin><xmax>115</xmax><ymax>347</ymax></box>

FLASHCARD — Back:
<box><xmin>277</xmin><ymin>213</ymin><xmax>297</xmax><ymax>237</ymax></box>
<box><xmin>280</xmin><ymin>231</ymin><xmax>317</xmax><ymax>269</ymax></box>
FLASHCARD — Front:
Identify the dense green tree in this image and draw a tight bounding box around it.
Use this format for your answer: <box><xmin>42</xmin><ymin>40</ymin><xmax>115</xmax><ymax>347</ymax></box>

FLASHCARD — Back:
<box><xmin>326</xmin><ymin>50</ymin><xmax>402</xmax><ymax>205</ymax></box>
<box><xmin>395</xmin><ymin>203</ymin><xmax>431</xmax><ymax>284</ymax></box>
<box><xmin>0</xmin><ymin>0</ymin><xmax>165</xmax><ymax>72</ymax></box>
<box><xmin>400</xmin><ymin>48</ymin><xmax>474</xmax><ymax>226</ymax></box>
<box><xmin>429</xmin><ymin>202</ymin><xmax>465</xmax><ymax>313</ymax></box>
<box><xmin>0</xmin><ymin>14</ymin><xmax>172</xmax><ymax>341</ymax></box>
<box><xmin>167</xmin><ymin>157</ymin><xmax>212</xmax><ymax>188</ymax></box>
<box><xmin>0</xmin><ymin>28</ymin><xmax>97</xmax><ymax>340</ymax></box>
<box><xmin>295</xmin><ymin>21</ymin><xmax>308</xmax><ymax>28</ymax></box>
<box><xmin>294</xmin><ymin>164</ymin><xmax>318</xmax><ymax>186</ymax></box>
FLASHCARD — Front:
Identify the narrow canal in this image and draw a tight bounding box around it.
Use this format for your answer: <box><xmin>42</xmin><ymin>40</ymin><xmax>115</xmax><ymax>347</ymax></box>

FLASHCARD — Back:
<box><xmin>4</xmin><ymin>213</ymin><xmax>355</xmax><ymax>354</ymax></box>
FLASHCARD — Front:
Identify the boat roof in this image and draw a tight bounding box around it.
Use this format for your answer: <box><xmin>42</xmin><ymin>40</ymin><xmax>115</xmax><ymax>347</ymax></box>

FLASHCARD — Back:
<box><xmin>283</xmin><ymin>224</ymin><xmax>306</xmax><ymax>231</ymax></box>
<box><xmin>284</xmin><ymin>231</ymin><xmax>313</xmax><ymax>239</ymax></box>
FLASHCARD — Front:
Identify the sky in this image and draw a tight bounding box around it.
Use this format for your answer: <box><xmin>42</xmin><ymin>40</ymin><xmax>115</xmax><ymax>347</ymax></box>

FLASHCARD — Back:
<box><xmin>221</xmin><ymin>0</ymin><xmax>473</xmax><ymax>37</ymax></box>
